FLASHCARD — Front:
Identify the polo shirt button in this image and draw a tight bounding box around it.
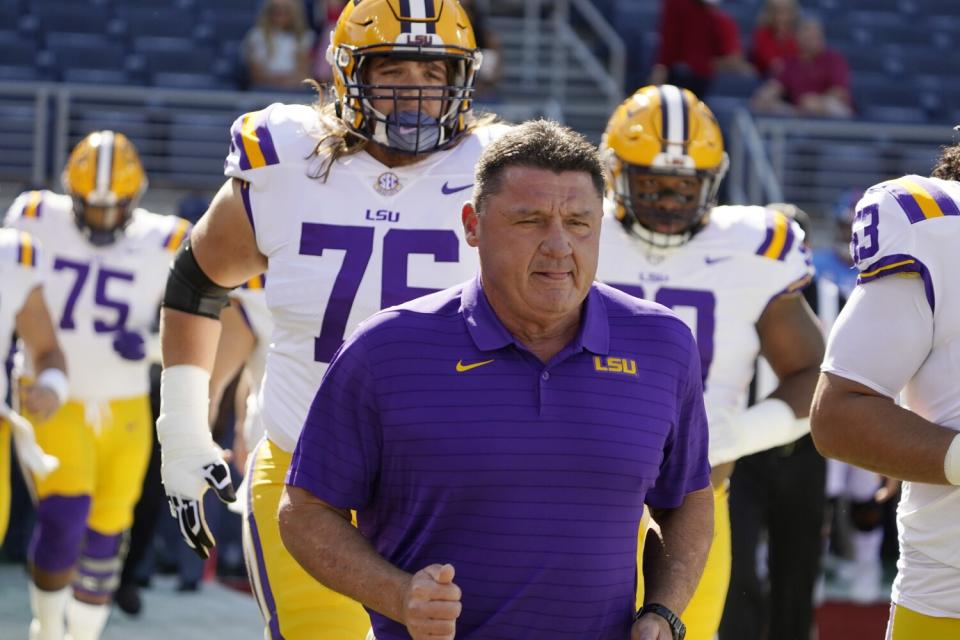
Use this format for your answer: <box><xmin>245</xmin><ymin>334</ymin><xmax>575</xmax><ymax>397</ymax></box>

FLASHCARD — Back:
<box><xmin>541</xmin><ymin>371</ymin><xmax>550</xmax><ymax>381</ymax></box>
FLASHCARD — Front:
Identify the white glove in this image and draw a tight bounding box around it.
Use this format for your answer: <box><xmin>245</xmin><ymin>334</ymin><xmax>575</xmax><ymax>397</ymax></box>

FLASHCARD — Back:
<box><xmin>156</xmin><ymin>365</ymin><xmax>236</xmax><ymax>559</ymax></box>
<box><xmin>0</xmin><ymin>403</ymin><xmax>59</xmax><ymax>479</ymax></box>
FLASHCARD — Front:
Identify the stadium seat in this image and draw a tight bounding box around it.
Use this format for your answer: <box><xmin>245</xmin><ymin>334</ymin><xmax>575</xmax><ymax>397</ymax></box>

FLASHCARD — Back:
<box><xmin>151</xmin><ymin>72</ymin><xmax>231</xmax><ymax>91</ymax></box>
<box><xmin>860</xmin><ymin>105</ymin><xmax>928</xmax><ymax>123</ymax></box>
<box><xmin>133</xmin><ymin>36</ymin><xmax>218</xmax><ymax>76</ymax></box>
<box><xmin>0</xmin><ymin>103</ymin><xmax>42</xmax><ymax>180</ymax></box>
<box><xmin>45</xmin><ymin>38</ymin><xmax>126</xmax><ymax>73</ymax></box>
<box><xmin>61</xmin><ymin>68</ymin><xmax>133</xmax><ymax>86</ymax></box>
<box><xmin>31</xmin><ymin>3</ymin><xmax>113</xmax><ymax>36</ymax></box>
<box><xmin>114</xmin><ymin>5</ymin><xmax>200</xmax><ymax>40</ymax></box>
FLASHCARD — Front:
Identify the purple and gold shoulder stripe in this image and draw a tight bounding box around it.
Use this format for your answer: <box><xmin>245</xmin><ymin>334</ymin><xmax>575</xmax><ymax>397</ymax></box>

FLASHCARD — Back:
<box><xmin>163</xmin><ymin>218</ymin><xmax>191</xmax><ymax>252</ymax></box>
<box><xmin>858</xmin><ymin>252</ymin><xmax>934</xmax><ymax>311</ymax></box>
<box><xmin>231</xmin><ymin>111</ymin><xmax>280</xmax><ymax>171</ymax></box>
<box><xmin>242</xmin><ymin>274</ymin><xmax>266</xmax><ymax>290</ymax></box>
<box><xmin>882</xmin><ymin>176</ymin><xmax>960</xmax><ymax>224</ymax></box>
<box><xmin>756</xmin><ymin>209</ymin><xmax>795</xmax><ymax>261</ymax></box>
<box><xmin>16</xmin><ymin>231</ymin><xmax>36</xmax><ymax>267</ymax></box>
<box><xmin>20</xmin><ymin>191</ymin><xmax>43</xmax><ymax>219</ymax></box>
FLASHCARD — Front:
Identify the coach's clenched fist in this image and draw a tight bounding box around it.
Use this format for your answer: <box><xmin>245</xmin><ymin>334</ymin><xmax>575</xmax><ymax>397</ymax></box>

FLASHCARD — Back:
<box><xmin>402</xmin><ymin>563</ymin><xmax>462</xmax><ymax>639</ymax></box>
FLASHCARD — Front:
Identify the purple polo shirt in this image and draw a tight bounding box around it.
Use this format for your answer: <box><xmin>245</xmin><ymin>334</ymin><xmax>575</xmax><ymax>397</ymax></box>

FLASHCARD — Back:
<box><xmin>288</xmin><ymin>277</ymin><xmax>710</xmax><ymax>639</ymax></box>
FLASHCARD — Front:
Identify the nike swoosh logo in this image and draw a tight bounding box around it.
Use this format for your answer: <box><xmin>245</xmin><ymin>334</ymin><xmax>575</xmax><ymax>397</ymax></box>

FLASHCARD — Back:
<box><xmin>704</xmin><ymin>256</ymin><xmax>732</xmax><ymax>265</ymax></box>
<box><xmin>456</xmin><ymin>359</ymin><xmax>494</xmax><ymax>372</ymax></box>
<box><xmin>442</xmin><ymin>182</ymin><xmax>473</xmax><ymax>195</ymax></box>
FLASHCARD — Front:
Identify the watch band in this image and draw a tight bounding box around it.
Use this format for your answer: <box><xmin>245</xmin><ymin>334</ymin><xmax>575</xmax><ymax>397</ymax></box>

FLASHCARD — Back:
<box><xmin>635</xmin><ymin>602</ymin><xmax>686</xmax><ymax>640</ymax></box>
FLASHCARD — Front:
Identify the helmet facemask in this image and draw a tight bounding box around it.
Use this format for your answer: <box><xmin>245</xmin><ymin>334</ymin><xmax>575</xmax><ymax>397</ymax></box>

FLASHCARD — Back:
<box><xmin>613</xmin><ymin>158</ymin><xmax>728</xmax><ymax>249</ymax></box>
<box><xmin>330</xmin><ymin>42</ymin><xmax>481</xmax><ymax>155</ymax></box>
<box><xmin>71</xmin><ymin>195</ymin><xmax>137</xmax><ymax>247</ymax></box>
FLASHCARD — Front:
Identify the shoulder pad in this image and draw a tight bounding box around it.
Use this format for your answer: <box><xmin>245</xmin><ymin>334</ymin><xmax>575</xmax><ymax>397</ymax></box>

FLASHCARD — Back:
<box><xmin>224</xmin><ymin>103</ymin><xmax>322</xmax><ymax>183</ymax></box>
<box><xmin>5</xmin><ymin>190</ymin><xmax>53</xmax><ymax>225</ymax></box>
<box><xmin>850</xmin><ymin>175</ymin><xmax>960</xmax><ymax>298</ymax></box>
<box><xmin>0</xmin><ymin>228</ymin><xmax>39</xmax><ymax>268</ymax></box>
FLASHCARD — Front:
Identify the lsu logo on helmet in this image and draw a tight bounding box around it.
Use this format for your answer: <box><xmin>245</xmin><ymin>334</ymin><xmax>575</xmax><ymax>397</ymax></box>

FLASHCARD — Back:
<box><xmin>602</xmin><ymin>85</ymin><xmax>729</xmax><ymax>247</ymax></box>
<box><xmin>327</xmin><ymin>0</ymin><xmax>482</xmax><ymax>154</ymax></box>
<box><xmin>62</xmin><ymin>130</ymin><xmax>147</xmax><ymax>246</ymax></box>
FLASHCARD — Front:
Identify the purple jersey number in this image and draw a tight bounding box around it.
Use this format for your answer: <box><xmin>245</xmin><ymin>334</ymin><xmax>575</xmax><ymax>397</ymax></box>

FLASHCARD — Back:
<box><xmin>850</xmin><ymin>202</ymin><xmax>879</xmax><ymax>264</ymax></box>
<box><xmin>53</xmin><ymin>258</ymin><xmax>133</xmax><ymax>333</ymax></box>
<box><xmin>609</xmin><ymin>283</ymin><xmax>716</xmax><ymax>384</ymax></box>
<box><xmin>53</xmin><ymin>258</ymin><xmax>135</xmax><ymax>333</ymax></box>
<box><xmin>300</xmin><ymin>223</ymin><xmax>460</xmax><ymax>363</ymax></box>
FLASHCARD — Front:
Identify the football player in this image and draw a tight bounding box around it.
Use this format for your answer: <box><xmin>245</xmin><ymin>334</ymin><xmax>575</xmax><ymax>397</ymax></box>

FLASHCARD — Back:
<box><xmin>595</xmin><ymin>85</ymin><xmax>825</xmax><ymax>640</ymax></box>
<box><xmin>5</xmin><ymin>131</ymin><xmax>191</xmax><ymax>640</ymax></box>
<box><xmin>811</xmin><ymin>144</ymin><xmax>960</xmax><ymax>637</ymax></box>
<box><xmin>155</xmin><ymin>1</ymin><xmax>508</xmax><ymax>637</ymax></box>
<box><xmin>0</xmin><ymin>228</ymin><xmax>66</xmax><ymax>543</ymax></box>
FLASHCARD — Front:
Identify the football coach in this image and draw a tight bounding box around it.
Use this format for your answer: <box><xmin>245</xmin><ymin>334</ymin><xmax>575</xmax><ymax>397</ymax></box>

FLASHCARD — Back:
<box><xmin>278</xmin><ymin>120</ymin><xmax>714</xmax><ymax>640</ymax></box>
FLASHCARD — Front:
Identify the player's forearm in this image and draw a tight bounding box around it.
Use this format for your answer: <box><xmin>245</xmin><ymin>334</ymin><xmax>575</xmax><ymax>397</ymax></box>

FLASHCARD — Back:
<box><xmin>278</xmin><ymin>486</ymin><xmax>411</xmax><ymax>623</ymax></box>
<box><xmin>643</xmin><ymin>486</ymin><xmax>714</xmax><ymax>613</ymax></box>
<box><xmin>811</xmin><ymin>372</ymin><xmax>955</xmax><ymax>484</ymax></box>
<box><xmin>159</xmin><ymin>307</ymin><xmax>222</xmax><ymax>371</ymax></box>
<box><xmin>768</xmin><ymin>362</ymin><xmax>820</xmax><ymax>418</ymax></box>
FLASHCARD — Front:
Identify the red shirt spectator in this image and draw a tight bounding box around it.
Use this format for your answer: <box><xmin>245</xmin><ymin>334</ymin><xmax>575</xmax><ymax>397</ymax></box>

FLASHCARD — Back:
<box><xmin>777</xmin><ymin>48</ymin><xmax>850</xmax><ymax>106</ymax></box>
<box><xmin>750</xmin><ymin>0</ymin><xmax>799</xmax><ymax>77</ymax></box>
<box><xmin>654</xmin><ymin>0</ymin><xmax>742</xmax><ymax>80</ymax></box>
<box><xmin>751</xmin><ymin>17</ymin><xmax>853</xmax><ymax>118</ymax></box>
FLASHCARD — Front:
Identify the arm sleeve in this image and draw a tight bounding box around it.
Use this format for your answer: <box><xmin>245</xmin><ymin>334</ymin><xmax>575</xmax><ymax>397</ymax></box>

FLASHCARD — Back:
<box><xmin>286</xmin><ymin>335</ymin><xmax>381</xmax><ymax>510</ymax></box>
<box><xmin>646</xmin><ymin>327</ymin><xmax>712</xmax><ymax>509</ymax></box>
<box><xmin>827</xmin><ymin>51</ymin><xmax>851</xmax><ymax>91</ymax></box>
<box><xmin>822</xmin><ymin>275</ymin><xmax>932</xmax><ymax>398</ymax></box>
<box><xmin>655</xmin><ymin>0</ymin><xmax>681</xmax><ymax>67</ymax></box>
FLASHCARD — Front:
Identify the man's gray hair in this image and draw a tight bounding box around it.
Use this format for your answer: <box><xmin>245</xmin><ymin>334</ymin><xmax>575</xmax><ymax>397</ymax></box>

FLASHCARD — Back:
<box><xmin>473</xmin><ymin>120</ymin><xmax>605</xmax><ymax>213</ymax></box>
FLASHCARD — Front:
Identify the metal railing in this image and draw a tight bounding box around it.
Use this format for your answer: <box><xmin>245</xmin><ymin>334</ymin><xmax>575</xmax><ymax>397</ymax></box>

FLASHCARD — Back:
<box><xmin>0</xmin><ymin>81</ymin><xmax>560</xmax><ymax>193</ymax></box>
<box><xmin>727</xmin><ymin>108</ymin><xmax>784</xmax><ymax>206</ymax></box>
<box><xmin>754</xmin><ymin>116</ymin><xmax>951</xmax><ymax>217</ymax></box>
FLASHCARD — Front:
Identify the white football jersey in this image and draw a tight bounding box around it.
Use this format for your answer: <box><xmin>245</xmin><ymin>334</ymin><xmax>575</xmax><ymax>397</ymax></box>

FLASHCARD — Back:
<box><xmin>225</xmin><ymin>103</ymin><xmax>509</xmax><ymax>452</ymax></box>
<box><xmin>5</xmin><ymin>190</ymin><xmax>190</xmax><ymax>402</ymax></box>
<box><xmin>231</xmin><ymin>275</ymin><xmax>271</xmax><ymax>449</ymax></box>
<box><xmin>596</xmin><ymin>203</ymin><xmax>812</xmax><ymax>460</ymax></box>
<box><xmin>838</xmin><ymin>175</ymin><xmax>960</xmax><ymax>579</ymax></box>
<box><xmin>0</xmin><ymin>228</ymin><xmax>43</xmax><ymax>403</ymax></box>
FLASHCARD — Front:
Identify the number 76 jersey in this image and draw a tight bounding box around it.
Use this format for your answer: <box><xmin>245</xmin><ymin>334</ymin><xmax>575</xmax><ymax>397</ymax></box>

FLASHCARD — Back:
<box><xmin>596</xmin><ymin>204</ymin><xmax>812</xmax><ymax>461</ymax></box>
<box><xmin>225</xmin><ymin>103</ymin><xmax>509</xmax><ymax>452</ymax></box>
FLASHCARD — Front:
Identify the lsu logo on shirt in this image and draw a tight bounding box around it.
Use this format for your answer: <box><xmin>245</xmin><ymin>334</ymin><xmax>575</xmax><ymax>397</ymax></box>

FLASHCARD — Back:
<box><xmin>594</xmin><ymin>356</ymin><xmax>637</xmax><ymax>375</ymax></box>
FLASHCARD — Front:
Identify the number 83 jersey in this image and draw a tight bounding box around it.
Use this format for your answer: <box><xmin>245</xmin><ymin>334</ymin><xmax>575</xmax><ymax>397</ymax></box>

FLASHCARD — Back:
<box><xmin>597</xmin><ymin>203</ymin><xmax>812</xmax><ymax>460</ymax></box>
<box><xmin>225</xmin><ymin>103</ymin><xmax>509</xmax><ymax>453</ymax></box>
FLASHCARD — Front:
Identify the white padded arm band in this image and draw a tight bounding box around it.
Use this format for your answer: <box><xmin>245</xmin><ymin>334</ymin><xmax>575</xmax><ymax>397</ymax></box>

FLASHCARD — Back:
<box><xmin>36</xmin><ymin>368</ymin><xmax>69</xmax><ymax>405</ymax></box>
<box><xmin>156</xmin><ymin>365</ymin><xmax>215</xmax><ymax>456</ymax></box>
<box><xmin>708</xmin><ymin>398</ymin><xmax>808</xmax><ymax>467</ymax></box>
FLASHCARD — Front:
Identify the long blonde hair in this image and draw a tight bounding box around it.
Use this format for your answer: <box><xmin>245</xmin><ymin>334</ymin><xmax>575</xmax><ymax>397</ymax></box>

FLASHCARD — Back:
<box><xmin>254</xmin><ymin>0</ymin><xmax>309</xmax><ymax>58</ymax></box>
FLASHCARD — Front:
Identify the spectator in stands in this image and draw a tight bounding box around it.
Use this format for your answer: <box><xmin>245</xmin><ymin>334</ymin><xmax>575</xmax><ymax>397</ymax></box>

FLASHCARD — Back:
<box><xmin>750</xmin><ymin>0</ymin><xmax>799</xmax><ymax>78</ymax></box>
<box><xmin>244</xmin><ymin>0</ymin><xmax>316</xmax><ymax>91</ymax></box>
<box><xmin>649</xmin><ymin>0</ymin><xmax>754</xmax><ymax>98</ymax></box>
<box><xmin>751</xmin><ymin>16</ymin><xmax>853</xmax><ymax>118</ymax></box>
<box><xmin>460</xmin><ymin>0</ymin><xmax>503</xmax><ymax>102</ymax></box>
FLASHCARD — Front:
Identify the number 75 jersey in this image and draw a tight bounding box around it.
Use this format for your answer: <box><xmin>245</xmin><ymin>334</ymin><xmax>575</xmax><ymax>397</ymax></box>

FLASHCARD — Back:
<box><xmin>225</xmin><ymin>103</ymin><xmax>509</xmax><ymax>452</ymax></box>
<box><xmin>4</xmin><ymin>191</ymin><xmax>190</xmax><ymax>402</ymax></box>
<box><xmin>596</xmin><ymin>203</ymin><xmax>812</xmax><ymax>460</ymax></box>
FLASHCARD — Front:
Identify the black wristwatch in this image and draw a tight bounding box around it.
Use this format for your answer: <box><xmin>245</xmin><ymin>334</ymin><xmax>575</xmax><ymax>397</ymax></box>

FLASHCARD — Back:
<box><xmin>635</xmin><ymin>603</ymin><xmax>686</xmax><ymax>640</ymax></box>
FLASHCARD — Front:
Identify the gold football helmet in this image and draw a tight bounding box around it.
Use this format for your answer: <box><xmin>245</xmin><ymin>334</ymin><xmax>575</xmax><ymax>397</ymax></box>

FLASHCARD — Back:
<box><xmin>602</xmin><ymin>85</ymin><xmax>728</xmax><ymax>247</ymax></box>
<box><xmin>327</xmin><ymin>0</ymin><xmax>482</xmax><ymax>154</ymax></box>
<box><xmin>62</xmin><ymin>130</ymin><xmax>147</xmax><ymax>246</ymax></box>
